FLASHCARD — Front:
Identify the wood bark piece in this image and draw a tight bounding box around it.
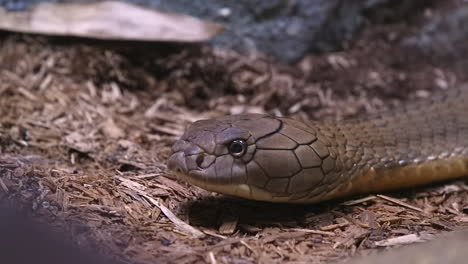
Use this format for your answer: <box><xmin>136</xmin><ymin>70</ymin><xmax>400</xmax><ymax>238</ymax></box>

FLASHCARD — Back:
<box><xmin>0</xmin><ymin>1</ymin><xmax>224</xmax><ymax>42</ymax></box>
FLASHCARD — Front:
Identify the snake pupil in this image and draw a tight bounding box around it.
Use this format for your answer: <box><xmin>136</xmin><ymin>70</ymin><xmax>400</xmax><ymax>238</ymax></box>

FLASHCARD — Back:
<box><xmin>229</xmin><ymin>139</ymin><xmax>246</xmax><ymax>157</ymax></box>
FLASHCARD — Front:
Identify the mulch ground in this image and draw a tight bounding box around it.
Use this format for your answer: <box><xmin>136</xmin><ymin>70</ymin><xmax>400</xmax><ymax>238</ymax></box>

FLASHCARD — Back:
<box><xmin>0</xmin><ymin>2</ymin><xmax>467</xmax><ymax>264</ymax></box>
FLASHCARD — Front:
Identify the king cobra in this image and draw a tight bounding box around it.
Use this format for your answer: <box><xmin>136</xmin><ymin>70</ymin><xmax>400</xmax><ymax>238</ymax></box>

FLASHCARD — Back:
<box><xmin>167</xmin><ymin>85</ymin><xmax>468</xmax><ymax>203</ymax></box>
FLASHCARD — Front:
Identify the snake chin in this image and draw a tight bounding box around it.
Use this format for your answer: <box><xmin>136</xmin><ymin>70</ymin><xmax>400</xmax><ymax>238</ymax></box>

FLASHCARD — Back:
<box><xmin>167</xmin><ymin>161</ymin><xmax>272</xmax><ymax>202</ymax></box>
<box><xmin>169</xmin><ymin>165</ymin><xmax>319</xmax><ymax>203</ymax></box>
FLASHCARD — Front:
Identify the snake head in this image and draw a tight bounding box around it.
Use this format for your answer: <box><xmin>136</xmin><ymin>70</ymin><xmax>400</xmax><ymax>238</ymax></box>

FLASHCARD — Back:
<box><xmin>168</xmin><ymin>114</ymin><xmax>274</xmax><ymax>199</ymax></box>
<box><xmin>168</xmin><ymin>114</ymin><xmax>333</xmax><ymax>202</ymax></box>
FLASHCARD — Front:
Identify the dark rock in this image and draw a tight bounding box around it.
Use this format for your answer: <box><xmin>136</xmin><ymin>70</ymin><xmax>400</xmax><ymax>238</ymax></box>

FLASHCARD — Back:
<box><xmin>0</xmin><ymin>202</ymin><xmax>125</xmax><ymax>264</ymax></box>
<box><xmin>403</xmin><ymin>5</ymin><xmax>468</xmax><ymax>60</ymax></box>
<box><xmin>0</xmin><ymin>0</ymin><xmax>429</xmax><ymax>63</ymax></box>
<box><xmin>134</xmin><ymin>0</ymin><xmax>374</xmax><ymax>62</ymax></box>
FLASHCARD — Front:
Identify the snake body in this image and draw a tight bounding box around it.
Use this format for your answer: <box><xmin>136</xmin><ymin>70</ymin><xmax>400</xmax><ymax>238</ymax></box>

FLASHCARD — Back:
<box><xmin>168</xmin><ymin>85</ymin><xmax>468</xmax><ymax>203</ymax></box>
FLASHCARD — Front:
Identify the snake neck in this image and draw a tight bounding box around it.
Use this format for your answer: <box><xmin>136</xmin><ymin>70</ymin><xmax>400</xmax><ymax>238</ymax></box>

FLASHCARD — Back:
<box><xmin>325</xmin><ymin>85</ymin><xmax>468</xmax><ymax>170</ymax></box>
<box><xmin>285</xmin><ymin>86</ymin><xmax>468</xmax><ymax>201</ymax></box>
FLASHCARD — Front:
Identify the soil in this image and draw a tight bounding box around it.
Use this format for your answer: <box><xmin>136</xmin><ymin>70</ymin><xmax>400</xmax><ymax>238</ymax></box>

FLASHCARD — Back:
<box><xmin>0</xmin><ymin>1</ymin><xmax>467</xmax><ymax>264</ymax></box>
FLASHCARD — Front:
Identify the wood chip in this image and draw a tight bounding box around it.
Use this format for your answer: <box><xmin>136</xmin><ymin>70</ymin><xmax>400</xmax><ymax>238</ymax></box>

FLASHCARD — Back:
<box><xmin>320</xmin><ymin>222</ymin><xmax>349</xmax><ymax>231</ymax></box>
<box><xmin>428</xmin><ymin>219</ymin><xmax>453</xmax><ymax>230</ymax></box>
<box><xmin>334</xmin><ymin>225</ymin><xmax>369</xmax><ymax>249</ymax></box>
<box><xmin>360</xmin><ymin>210</ymin><xmax>379</xmax><ymax>229</ymax></box>
<box><xmin>192</xmin><ymin>237</ymin><xmax>243</xmax><ymax>252</ymax></box>
<box><xmin>207</xmin><ymin>251</ymin><xmax>217</xmax><ymax>264</ymax></box>
<box><xmin>378</xmin><ymin>216</ymin><xmax>403</xmax><ymax>223</ymax></box>
<box><xmin>262</xmin><ymin>231</ymin><xmax>310</xmax><ymax>244</ymax></box>
<box><xmin>116</xmin><ymin>176</ymin><xmax>204</xmax><ymax>238</ymax></box>
<box><xmin>0</xmin><ymin>177</ymin><xmax>9</xmax><ymax>192</ymax></box>
<box><xmin>17</xmin><ymin>87</ymin><xmax>38</xmax><ymax>101</ymax></box>
<box><xmin>218</xmin><ymin>214</ymin><xmax>239</xmax><ymax>235</ymax></box>
<box><xmin>453</xmin><ymin>216</ymin><xmax>468</xmax><ymax>223</ymax></box>
<box><xmin>150</xmin><ymin>125</ymin><xmax>184</xmax><ymax>137</ymax></box>
<box><xmin>101</xmin><ymin>118</ymin><xmax>125</xmax><ymax>139</ymax></box>
<box><xmin>375</xmin><ymin>233</ymin><xmax>434</xmax><ymax>247</ymax></box>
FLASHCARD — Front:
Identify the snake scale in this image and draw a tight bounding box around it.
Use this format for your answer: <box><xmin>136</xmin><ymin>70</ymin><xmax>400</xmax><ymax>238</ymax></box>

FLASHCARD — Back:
<box><xmin>168</xmin><ymin>85</ymin><xmax>468</xmax><ymax>203</ymax></box>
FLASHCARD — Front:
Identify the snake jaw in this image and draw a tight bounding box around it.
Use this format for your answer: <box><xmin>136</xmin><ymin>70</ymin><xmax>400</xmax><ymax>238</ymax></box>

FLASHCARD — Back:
<box><xmin>167</xmin><ymin>147</ymin><xmax>254</xmax><ymax>198</ymax></box>
<box><xmin>167</xmin><ymin>151</ymin><xmax>273</xmax><ymax>201</ymax></box>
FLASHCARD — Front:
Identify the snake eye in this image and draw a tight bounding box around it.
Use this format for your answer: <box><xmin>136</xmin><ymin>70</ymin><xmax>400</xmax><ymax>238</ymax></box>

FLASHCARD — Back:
<box><xmin>229</xmin><ymin>139</ymin><xmax>247</xmax><ymax>157</ymax></box>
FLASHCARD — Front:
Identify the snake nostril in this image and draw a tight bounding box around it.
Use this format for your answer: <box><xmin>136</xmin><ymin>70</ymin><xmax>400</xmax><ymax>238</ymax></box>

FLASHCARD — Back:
<box><xmin>195</xmin><ymin>155</ymin><xmax>204</xmax><ymax>168</ymax></box>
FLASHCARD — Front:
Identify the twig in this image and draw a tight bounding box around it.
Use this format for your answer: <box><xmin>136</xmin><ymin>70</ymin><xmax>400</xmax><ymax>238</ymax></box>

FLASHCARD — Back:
<box><xmin>132</xmin><ymin>173</ymin><xmax>161</xmax><ymax>179</ymax></box>
<box><xmin>203</xmin><ymin>230</ymin><xmax>228</xmax><ymax>239</ymax></box>
<box><xmin>141</xmin><ymin>194</ymin><xmax>205</xmax><ymax>238</ymax></box>
<box><xmin>208</xmin><ymin>251</ymin><xmax>217</xmax><ymax>264</ymax></box>
<box><xmin>290</xmin><ymin>228</ymin><xmax>335</xmax><ymax>236</ymax></box>
<box><xmin>342</xmin><ymin>195</ymin><xmax>377</xmax><ymax>206</ymax></box>
<box><xmin>239</xmin><ymin>240</ymin><xmax>255</xmax><ymax>253</ymax></box>
<box><xmin>376</xmin><ymin>194</ymin><xmax>425</xmax><ymax>213</ymax></box>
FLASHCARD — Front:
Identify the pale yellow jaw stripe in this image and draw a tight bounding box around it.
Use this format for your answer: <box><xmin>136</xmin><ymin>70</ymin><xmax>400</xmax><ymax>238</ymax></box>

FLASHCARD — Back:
<box><xmin>174</xmin><ymin>156</ymin><xmax>468</xmax><ymax>203</ymax></box>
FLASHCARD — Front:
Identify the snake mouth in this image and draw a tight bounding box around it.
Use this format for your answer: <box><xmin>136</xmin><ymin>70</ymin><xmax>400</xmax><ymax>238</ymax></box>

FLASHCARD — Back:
<box><xmin>168</xmin><ymin>150</ymin><xmax>269</xmax><ymax>201</ymax></box>
<box><xmin>167</xmin><ymin>151</ymin><xmax>188</xmax><ymax>175</ymax></box>
<box><xmin>167</xmin><ymin>150</ymin><xmax>216</xmax><ymax>182</ymax></box>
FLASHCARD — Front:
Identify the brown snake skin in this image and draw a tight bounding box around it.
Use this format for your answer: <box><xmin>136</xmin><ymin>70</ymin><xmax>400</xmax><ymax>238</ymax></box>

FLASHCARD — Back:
<box><xmin>167</xmin><ymin>85</ymin><xmax>468</xmax><ymax>203</ymax></box>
